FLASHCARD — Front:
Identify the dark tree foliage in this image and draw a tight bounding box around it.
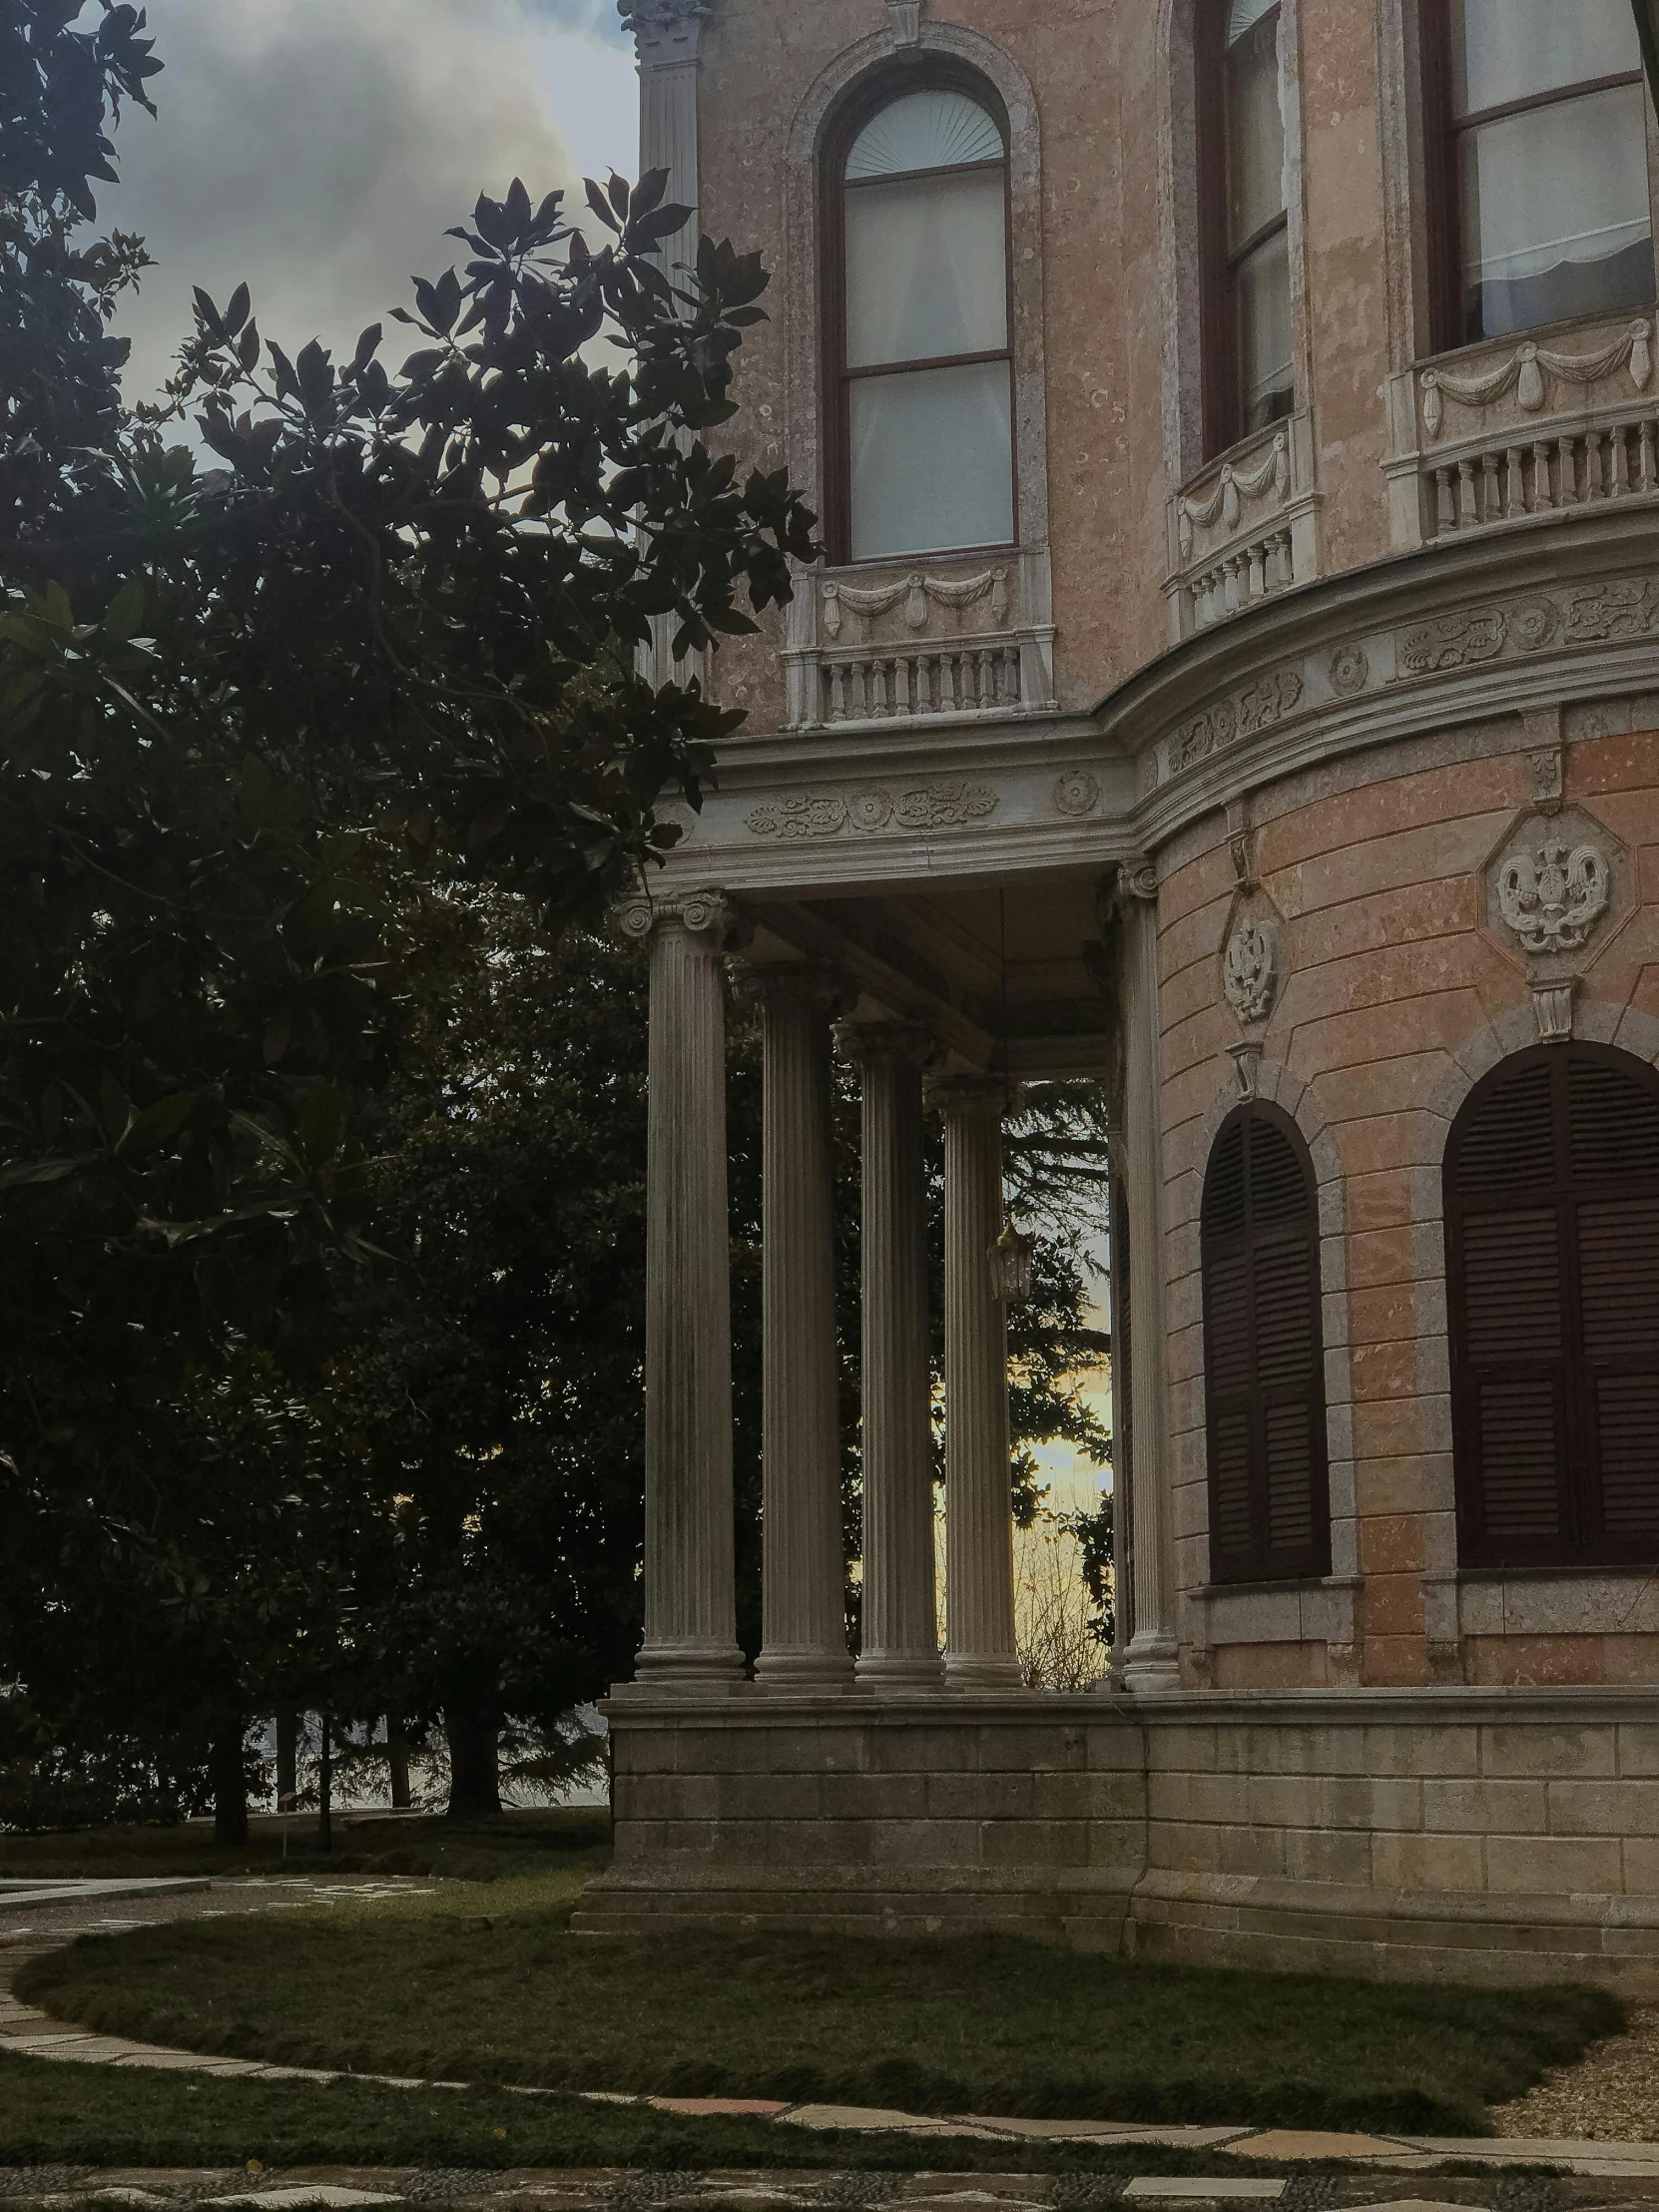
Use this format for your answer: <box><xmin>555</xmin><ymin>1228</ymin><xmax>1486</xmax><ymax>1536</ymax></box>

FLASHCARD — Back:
<box><xmin>0</xmin><ymin>0</ymin><xmax>813</xmax><ymax>1830</ymax></box>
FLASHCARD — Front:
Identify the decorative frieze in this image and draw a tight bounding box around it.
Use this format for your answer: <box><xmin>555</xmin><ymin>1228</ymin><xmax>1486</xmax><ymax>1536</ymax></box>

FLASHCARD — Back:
<box><xmin>1169</xmin><ymin>668</ymin><xmax>1304</xmax><ymax>776</ymax></box>
<box><xmin>822</xmin><ymin>568</ymin><xmax>1009</xmax><ymax>641</ymax></box>
<box><xmin>1419</xmin><ymin>320</ymin><xmax>1653</xmax><ymax>439</ymax></box>
<box><xmin>746</xmin><ymin>782</ymin><xmax>998</xmax><ymax>840</ymax></box>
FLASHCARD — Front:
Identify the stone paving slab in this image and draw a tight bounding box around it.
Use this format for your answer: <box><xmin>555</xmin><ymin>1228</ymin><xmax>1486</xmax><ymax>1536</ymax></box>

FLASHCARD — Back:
<box><xmin>1123</xmin><ymin>2181</ymin><xmax>1285</xmax><ymax>2200</ymax></box>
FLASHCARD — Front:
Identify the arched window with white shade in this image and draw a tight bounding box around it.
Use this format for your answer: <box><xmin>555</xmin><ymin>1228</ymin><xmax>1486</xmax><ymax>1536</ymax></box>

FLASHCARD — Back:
<box><xmin>1199</xmin><ymin>0</ymin><xmax>1295</xmax><ymax>456</ymax></box>
<box><xmin>828</xmin><ymin>80</ymin><xmax>1014</xmax><ymax>564</ymax></box>
<box><xmin>1424</xmin><ymin>0</ymin><xmax>1656</xmax><ymax>345</ymax></box>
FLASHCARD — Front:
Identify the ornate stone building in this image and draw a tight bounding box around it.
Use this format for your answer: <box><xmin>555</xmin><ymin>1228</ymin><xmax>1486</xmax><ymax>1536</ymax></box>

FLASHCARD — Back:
<box><xmin>579</xmin><ymin>0</ymin><xmax>1659</xmax><ymax>1986</ymax></box>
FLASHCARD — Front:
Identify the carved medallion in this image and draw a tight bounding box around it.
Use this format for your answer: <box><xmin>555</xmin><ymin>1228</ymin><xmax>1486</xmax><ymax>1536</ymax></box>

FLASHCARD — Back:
<box><xmin>1054</xmin><ymin>769</ymin><xmax>1101</xmax><ymax>818</ymax></box>
<box><xmin>1497</xmin><ymin>834</ymin><xmax>1611</xmax><ymax>955</ymax></box>
<box><xmin>1328</xmin><ymin>643</ymin><xmax>1369</xmax><ymax>697</ymax></box>
<box><xmin>1223</xmin><ymin>918</ymin><xmax>1281</xmax><ymax>1025</ymax></box>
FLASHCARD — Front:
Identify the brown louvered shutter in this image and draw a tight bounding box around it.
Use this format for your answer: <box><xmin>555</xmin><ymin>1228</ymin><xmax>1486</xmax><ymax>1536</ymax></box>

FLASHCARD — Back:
<box><xmin>1201</xmin><ymin>1105</ymin><xmax>1331</xmax><ymax>1583</ymax></box>
<box><xmin>1447</xmin><ymin>1045</ymin><xmax>1659</xmax><ymax>1568</ymax></box>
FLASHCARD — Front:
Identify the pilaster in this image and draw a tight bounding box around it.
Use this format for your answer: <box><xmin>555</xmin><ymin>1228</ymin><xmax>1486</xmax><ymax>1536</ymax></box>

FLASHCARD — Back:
<box><xmin>1115</xmin><ymin>861</ymin><xmax>1180</xmax><ymax>1694</ymax></box>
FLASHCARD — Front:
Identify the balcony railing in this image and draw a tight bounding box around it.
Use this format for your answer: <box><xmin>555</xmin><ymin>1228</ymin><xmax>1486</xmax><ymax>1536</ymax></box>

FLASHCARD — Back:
<box><xmin>1385</xmin><ymin>312</ymin><xmax>1659</xmax><ymax>548</ymax></box>
<box><xmin>1165</xmin><ymin>411</ymin><xmax>1321</xmax><ymax>641</ymax></box>
<box><xmin>782</xmin><ymin>552</ymin><xmax>1056</xmax><ymax>731</ymax></box>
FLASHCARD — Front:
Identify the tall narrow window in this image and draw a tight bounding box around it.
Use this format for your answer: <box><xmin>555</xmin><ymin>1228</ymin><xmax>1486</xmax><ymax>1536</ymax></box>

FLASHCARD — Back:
<box><xmin>1428</xmin><ymin>0</ymin><xmax>1655</xmax><ymax>345</ymax></box>
<box><xmin>831</xmin><ymin>84</ymin><xmax>1013</xmax><ymax>563</ymax></box>
<box><xmin>1201</xmin><ymin>1105</ymin><xmax>1331</xmax><ymax>1584</ymax></box>
<box><xmin>1446</xmin><ymin>1045</ymin><xmax>1659</xmax><ymax>1569</ymax></box>
<box><xmin>1200</xmin><ymin>0</ymin><xmax>1295</xmax><ymax>456</ymax></box>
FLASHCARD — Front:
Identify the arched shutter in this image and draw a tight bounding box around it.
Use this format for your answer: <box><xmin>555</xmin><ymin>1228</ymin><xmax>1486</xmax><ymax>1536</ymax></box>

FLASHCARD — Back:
<box><xmin>1447</xmin><ymin>1045</ymin><xmax>1659</xmax><ymax>1568</ymax></box>
<box><xmin>1201</xmin><ymin>1106</ymin><xmax>1331</xmax><ymax>1583</ymax></box>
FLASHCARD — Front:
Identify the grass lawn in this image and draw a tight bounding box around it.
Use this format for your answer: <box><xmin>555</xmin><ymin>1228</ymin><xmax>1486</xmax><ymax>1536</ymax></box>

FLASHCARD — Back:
<box><xmin>16</xmin><ymin>1862</ymin><xmax>1621</xmax><ymax>2139</ymax></box>
<box><xmin>0</xmin><ymin>1808</ymin><xmax>608</xmax><ymax>1886</ymax></box>
<box><xmin>0</xmin><ymin>2049</ymin><xmax>1206</xmax><ymax>2173</ymax></box>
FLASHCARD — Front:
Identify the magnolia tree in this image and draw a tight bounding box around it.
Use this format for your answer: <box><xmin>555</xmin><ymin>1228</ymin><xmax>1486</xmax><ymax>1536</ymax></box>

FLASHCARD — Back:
<box><xmin>0</xmin><ymin>0</ymin><xmax>815</xmax><ymax>1835</ymax></box>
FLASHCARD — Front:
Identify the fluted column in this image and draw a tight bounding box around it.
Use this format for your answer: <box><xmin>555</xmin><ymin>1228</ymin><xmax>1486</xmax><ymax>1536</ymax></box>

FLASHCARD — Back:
<box><xmin>1118</xmin><ymin>860</ymin><xmax>1180</xmax><ymax>1693</ymax></box>
<box><xmin>735</xmin><ymin>964</ymin><xmax>852</xmax><ymax>1688</ymax></box>
<box><xmin>616</xmin><ymin>884</ymin><xmax>743</xmax><ymax>1687</ymax></box>
<box><xmin>931</xmin><ymin>1076</ymin><xmax>1021</xmax><ymax>1689</ymax></box>
<box><xmin>838</xmin><ymin>1022</ymin><xmax>940</xmax><ymax>1689</ymax></box>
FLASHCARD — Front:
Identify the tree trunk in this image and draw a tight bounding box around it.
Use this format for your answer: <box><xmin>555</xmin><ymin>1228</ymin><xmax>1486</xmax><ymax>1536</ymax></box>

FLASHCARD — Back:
<box><xmin>276</xmin><ymin>1708</ymin><xmax>298</xmax><ymax>1812</ymax></box>
<box><xmin>444</xmin><ymin>1695</ymin><xmax>502</xmax><ymax>1821</ymax></box>
<box><xmin>316</xmin><ymin>1713</ymin><xmax>333</xmax><ymax>1853</ymax></box>
<box><xmin>211</xmin><ymin>1716</ymin><xmax>249</xmax><ymax>1848</ymax></box>
<box><xmin>386</xmin><ymin>1714</ymin><xmax>412</xmax><ymax>1811</ymax></box>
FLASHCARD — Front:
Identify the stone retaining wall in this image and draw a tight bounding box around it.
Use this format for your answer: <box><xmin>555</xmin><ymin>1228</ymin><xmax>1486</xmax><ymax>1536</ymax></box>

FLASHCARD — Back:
<box><xmin>579</xmin><ymin>1687</ymin><xmax>1659</xmax><ymax>1990</ymax></box>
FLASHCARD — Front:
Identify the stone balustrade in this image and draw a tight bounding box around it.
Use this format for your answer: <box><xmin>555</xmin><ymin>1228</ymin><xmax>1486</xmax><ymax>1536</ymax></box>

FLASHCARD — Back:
<box><xmin>1386</xmin><ymin>312</ymin><xmax>1659</xmax><ymax>550</ymax></box>
<box><xmin>1165</xmin><ymin>411</ymin><xmax>1320</xmax><ymax>642</ymax></box>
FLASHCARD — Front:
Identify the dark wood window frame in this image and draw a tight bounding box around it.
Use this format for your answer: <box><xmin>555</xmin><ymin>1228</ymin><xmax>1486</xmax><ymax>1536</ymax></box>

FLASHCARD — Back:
<box><xmin>1196</xmin><ymin>0</ymin><xmax>1292</xmax><ymax>463</ymax></box>
<box><xmin>1201</xmin><ymin>1100</ymin><xmax>1332</xmax><ymax>1587</ymax></box>
<box><xmin>819</xmin><ymin>63</ymin><xmax>1017</xmax><ymax>568</ymax></box>
<box><xmin>1446</xmin><ymin>1042</ymin><xmax>1659</xmax><ymax>1572</ymax></box>
<box><xmin>1418</xmin><ymin>0</ymin><xmax>1653</xmax><ymax>354</ymax></box>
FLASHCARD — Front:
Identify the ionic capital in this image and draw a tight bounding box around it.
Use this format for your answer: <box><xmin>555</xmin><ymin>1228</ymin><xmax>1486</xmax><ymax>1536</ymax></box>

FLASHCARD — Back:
<box><xmin>835</xmin><ymin>1019</ymin><xmax>934</xmax><ymax>1073</ymax></box>
<box><xmin>612</xmin><ymin>881</ymin><xmax>738</xmax><ymax>952</ymax></box>
<box><xmin>730</xmin><ymin>960</ymin><xmax>850</xmax><ymax>1018</ymax></box>
<box><xmin>1118</xmin><ymin>856</ymin><xmax>1160</xmax><ymax>905</ymax></box>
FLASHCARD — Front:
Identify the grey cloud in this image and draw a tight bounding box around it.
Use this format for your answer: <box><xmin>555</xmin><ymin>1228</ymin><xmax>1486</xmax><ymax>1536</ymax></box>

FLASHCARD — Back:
<box><xmin>520</xmin><ymin>0</ymin><xmax>628</xmax><ymax>40</ymax></box>
<box><xmin>104</xmin><ymin>0</ymin><xmax>629</xmax><ymax>405</ymax></box>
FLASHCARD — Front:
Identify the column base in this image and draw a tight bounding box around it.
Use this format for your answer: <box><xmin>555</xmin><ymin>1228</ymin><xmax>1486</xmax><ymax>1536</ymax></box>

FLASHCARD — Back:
<box><xmin>855</xmin><ymin>1653</ymin><xmax>945</xmax><ymax>1691</ymax></box>
<box><xmin>944</xmin><ymin>1652</ymin><xmax>1025</xmax><ymax>1689</ymax></box>
<box><xmin>1122</xmin><ymin>1630</ymin><xmax>1181</xmax><ymax>1694</ymax></box>
<box><xmin>634</xmin><ymin>1641</ymin><xmax>748</xmax><ymax>1692</ymax></box>
<box><xmin>754</xmin><ymin>1650</ymin><xmax>854</xmax><ymax>1689</ymax></box>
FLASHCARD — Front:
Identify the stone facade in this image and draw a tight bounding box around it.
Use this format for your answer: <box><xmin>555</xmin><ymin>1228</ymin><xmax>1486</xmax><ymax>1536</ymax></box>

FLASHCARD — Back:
<box><xmin>594</xmin><ymin>0</ymin><xmax>1659</xmax><ymax>1980</ymax></box>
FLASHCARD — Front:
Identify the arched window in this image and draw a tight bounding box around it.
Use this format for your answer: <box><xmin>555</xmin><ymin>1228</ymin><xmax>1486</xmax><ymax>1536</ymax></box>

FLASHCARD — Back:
<box><xmin>1446</xmin><ymin>1045</ymin><xmax>1659</xmax><ymax>1569</ymax></box>
<box><xmin>1198</xmin><ymin>0</ymin><xmax>1295</xmax><ymax>456</ymax></box>
<box><xmin>1201</xmin><ymin>1104</ymin><xmax>1330</xmax><ymax>1583</ymax></box>
<box><xmin>828</xmin><ymin>81</ymin><xmax>1013</xmax><ymax>564</ymax></box>
<box><xmin>1424</xmin><ymin>0</ymin><xmax>1655</xmax><ymax>346</ymax></box>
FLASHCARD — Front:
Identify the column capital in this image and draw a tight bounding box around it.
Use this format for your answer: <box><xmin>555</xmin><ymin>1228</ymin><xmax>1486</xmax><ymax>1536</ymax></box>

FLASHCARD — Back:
<box><xmin>613</xmin><ymin>881</ymin><xmax>738</xmax><ymax>952</ymax></box>
<box><xmin>835</xmin><ymin>1018</ymin><xmax>934</xmax><ymax>1073</ymax></box>
<box><xmin>926</xmin><ymin>1071</ymin><xmax>1013</xmax><ymax>1124</ymax></box>
<box><xmin>729</xmin><ymin>959</ymin><xmax>850</xmax><ymax>1018</ymax></box>
<box><xmin>1117</xmin><ymin>856</ymin><xmax>1160</xmax><ymax>906</ymax></box>
<box><xmin>618</xmin><ymin>0</ymin><xmax>709</xmax><ymax>65</ymax></box>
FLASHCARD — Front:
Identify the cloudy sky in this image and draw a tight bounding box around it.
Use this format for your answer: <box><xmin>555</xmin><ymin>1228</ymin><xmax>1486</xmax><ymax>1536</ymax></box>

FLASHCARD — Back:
<box><xmin>98</xmin><ymin>0</ymin><xmax>640</xmax><ymax>405</ymax></box>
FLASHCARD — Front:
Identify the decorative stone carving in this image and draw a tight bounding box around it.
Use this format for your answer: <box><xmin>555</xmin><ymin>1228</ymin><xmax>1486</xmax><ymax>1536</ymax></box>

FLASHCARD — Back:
<box><xmin>617</xmin><ymin>0</ymin><xmax>708</xmax><ymax>59</ymax></box>
<box><xmin>821</xmin><ymin>567</ymin><xmax>1009</xmax><ymax>641</ymax></box>
<box><xmin>1176</xmin><ymin>430</ymin><xmax>1291</xmax><ymax>562</ymax></box>
<box><xmin>1228</xmin><ymin>1040</ymin><xmax>1265</xmax><ymax>1101</ymax></box>
<box><xmin>1053</xmin><ymin>769</ymin><xmax>1101</xmax><ymax>818</ymax></box>
<box><xmin>1170</xmin><ymin>667</ymin><xmax>1304</xmax><ymax>775</ymax></box>
<box><xmin>1562</xmin><ymin>579</ymin><xmax>1659</xmax><ymax>643</ymax></box>
<box><xmin>1117</xmin><ymin>857</ymin><xmax>1159</xmax><ymax>904</ymax></box>
<box><xmin>1223</xmin><ymin>918</ymin><xmax>1281</xmax><ymax>1025</ymax></box>
<box><xmin>1497</xmin><ymin>833</ymin><xmax>1611</xmax><ymax>955</ymax></box>
<box><xmin>1398</xmin><ymin>607</ymin><xmax>1507</xmax><ymax>677</ymax></box>
<box><xmin>1510</xmin><ymin>596</ymin><xmax>1559</xmax><ymax>651</ymax></box>
<box><xmin>1328</xmin><ymin>643</ymin><xmax>1369</xmax><ymax>697</ymax></box>
<box><xmin>613</xmin><ymin>882</ymin><xmax>736</xmax><ymax>947</ymax></box>
<box><xmin>1528</xmin><ymin>747</ymin><xmax>1564</xmax><ymax>813</ymax></box>
<box><xmin>886</xmin><ymin>0</ymin><xmax>922</xmax><ymax>46</ymax></box>
<box><xmin>1533</xmin><ymin>981</ymin><xmax>1579</xmax><ymax>1045</ymax></box>
<box><xmin>1419</xmin><ymin>319</ymin><xmax>1653</xmax><ymax>438</ymax></box>
<box><xmin>746</xmin><ymin>782</ymin><xmax>999</xmax><ymax>839</ymax></box>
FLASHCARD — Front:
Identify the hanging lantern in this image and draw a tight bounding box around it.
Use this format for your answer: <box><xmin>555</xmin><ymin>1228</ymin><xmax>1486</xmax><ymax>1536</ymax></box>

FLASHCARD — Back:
<box><xmin>989</xmin><ymin>1221</ymin><xmax>1036</xmax><ymax>1307</ymax></box>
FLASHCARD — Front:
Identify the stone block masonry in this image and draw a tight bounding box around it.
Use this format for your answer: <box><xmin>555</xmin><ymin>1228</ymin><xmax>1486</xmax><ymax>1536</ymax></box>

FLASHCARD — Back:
<box><xmin>581</xmin><ymin>1687</ymin><xmax>1659</xmax><ymax>1990</ymax></box>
